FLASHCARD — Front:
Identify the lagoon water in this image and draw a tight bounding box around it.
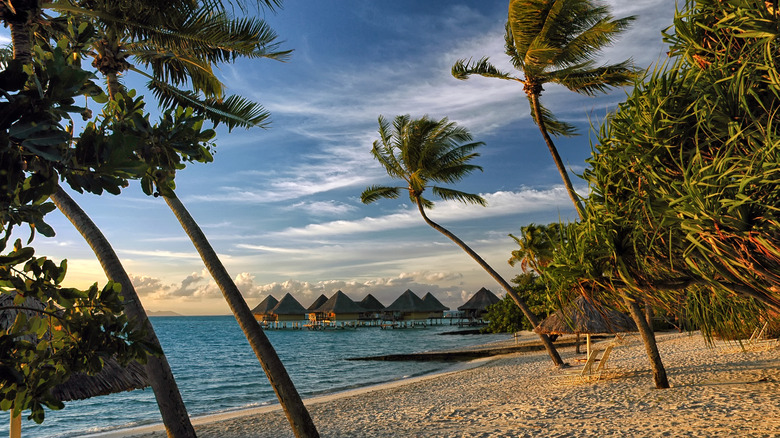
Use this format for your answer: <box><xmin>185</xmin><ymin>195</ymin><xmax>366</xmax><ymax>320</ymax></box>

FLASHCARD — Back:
<box><xmin>7</xmin><ymin>316</ymin><xmax>510</xmax><ymax>438</ymax></box>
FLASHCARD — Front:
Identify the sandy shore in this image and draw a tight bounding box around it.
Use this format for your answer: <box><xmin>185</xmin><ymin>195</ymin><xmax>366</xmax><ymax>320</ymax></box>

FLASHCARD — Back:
<box><xmin>103</xmin><ymin>331</ymin><xmax>780</xmax><ymax>437</ymax></box>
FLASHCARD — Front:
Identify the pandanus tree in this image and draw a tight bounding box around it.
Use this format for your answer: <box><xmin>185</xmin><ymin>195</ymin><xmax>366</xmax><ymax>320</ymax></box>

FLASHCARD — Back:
<box><xmin>361</xmin><ymin>115</ymin><xmax>564</xmax><ymax>367</ymax></box>
<box><xmin>452</xmin><ymin>0</ymin><xmax>672</xmax><ymax>388</ymax></box>
<box><xmin>40</xmin><ymin>1</ymin><xmax>319</xmax><ymax>436</ymax></box>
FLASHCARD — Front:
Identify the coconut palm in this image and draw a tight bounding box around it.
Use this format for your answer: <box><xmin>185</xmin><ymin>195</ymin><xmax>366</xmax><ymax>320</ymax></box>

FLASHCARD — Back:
<box><xmin>452</xmin><ymin>0</ymin><xmax>637</xmax><ymax>219</ymax></box>
<box><xmin>361</xmin><ymin>115</ymin><xmax>564</xmax><ymax>367</ymax></box>
<box><xmin>1</xmin><ymin>3</ymin><xmax>200</xmax><ymax>435</ymax></box>
<box><xmin>54</xmin><ymin>2</ymin><xmax>318</xmax><ymax>435</ymax></box>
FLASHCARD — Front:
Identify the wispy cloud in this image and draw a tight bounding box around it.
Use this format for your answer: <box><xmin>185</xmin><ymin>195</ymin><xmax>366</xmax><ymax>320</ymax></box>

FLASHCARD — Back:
<box><xmin>271</xmin><ymin>187</ymin><xmax>573</xmax><ymax>238</ymax></box>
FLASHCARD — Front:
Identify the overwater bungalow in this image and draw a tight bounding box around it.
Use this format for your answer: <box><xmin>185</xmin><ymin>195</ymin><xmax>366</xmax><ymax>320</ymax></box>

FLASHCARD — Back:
<box><xmin>458</xmin><ymin>287</ymin><xmax>500</xmax><ymax>324</ymax></box>
<box><xmin>422</xmin><ymin>292</ymin><xmax>449</xmax><ymax>321</ymax></box>
<box><xmin>267</xmin><ymin>293</ymin><xmax>308</xmax><ymax>328</ymax></box>
<box><xmin>251</xmin><ymin>295</ymin><xmax>279</xmax><ymax>322</ymax></box>
<box><xmin>384</xmin><ymin>289</ymin><xmax>430</xmax><ymax>326</ymax></box>
<box><xmin>358</xmin><ymin>293</ymin><xmax>385</xmax><ymax>324</ymax></box>
<box><xmin>310</xmin><ymin>290</ymin><xmax>363</xmax><ymax>328</ymax></box>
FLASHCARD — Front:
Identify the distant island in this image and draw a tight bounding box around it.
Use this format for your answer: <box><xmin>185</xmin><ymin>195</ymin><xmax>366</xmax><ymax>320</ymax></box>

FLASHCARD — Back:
<box><xmin>147</xmin><ymin>310</ymin><xmax>183</xmax><ymax>317</ymax></box>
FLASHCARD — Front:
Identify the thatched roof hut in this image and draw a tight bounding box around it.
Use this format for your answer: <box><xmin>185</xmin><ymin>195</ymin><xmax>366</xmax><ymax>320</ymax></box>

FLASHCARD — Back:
<box><xmin>307</xmin><ymin>294</ymin><xmax>329</xmax><ymax>311</ymax></box>
<box><xmin>315</xmin><ymin>291</ymin><xmax>363</xmax><ymax>321</ymax></box>
<box><xmin>358</xmin><ymin>294</ymin><xmax>385</xmax><ymax>313</ymax></box>
<box><xmin>385</xmin><ymin>289</ymin><xmax>430</xmax><ymax>320</ymax></box>
<box><xmin>270</xmin><ymin>293</ymin><xmax>307</xmax><ymax>321</ymax></box>
<box><xmin>535</xmin><ymin>295</ymin><xmax>637</xmax><ymax>356</ymax></box>
<box><xmin>421</xmin><ymin>292</ymin><xmax>449</xmax><ymax>312</ymax></box>
<box><xmin>251</xmin><ymin>295</ymin><xmax>278</xmax><ymax>321</ymax></box>
<box><xmin>458</xmin><ymin>287</ymin><xmax>500</xmax><ymax>316</ymax></box>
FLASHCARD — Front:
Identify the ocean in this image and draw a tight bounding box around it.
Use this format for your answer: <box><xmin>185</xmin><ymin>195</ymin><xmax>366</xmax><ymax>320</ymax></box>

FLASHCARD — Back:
<box><xmin>5</xmin><ymin>316</ymin><xmax>510</xmax><ymax>438</ymax></box>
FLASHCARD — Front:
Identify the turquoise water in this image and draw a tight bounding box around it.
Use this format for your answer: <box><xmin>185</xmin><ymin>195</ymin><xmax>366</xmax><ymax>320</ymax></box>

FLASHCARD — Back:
<box><xmin>6</xmin><ymin>316</ymin><xmax>509</xmax><ymax>438</ymax></box>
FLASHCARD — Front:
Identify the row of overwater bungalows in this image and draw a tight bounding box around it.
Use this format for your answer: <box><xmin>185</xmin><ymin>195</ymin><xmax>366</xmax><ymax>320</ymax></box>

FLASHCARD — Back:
<box><xmin>251</xmin><ymin>287</ymin><xmax>500</xmax><ymax>329</ymax></box>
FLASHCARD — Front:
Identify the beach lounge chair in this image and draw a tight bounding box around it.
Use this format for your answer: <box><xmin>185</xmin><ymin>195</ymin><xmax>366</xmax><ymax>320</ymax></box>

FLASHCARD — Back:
<box><xmin>594</xmin><ymin>344</ymin><xmax>614</xmax><ymax>381</ymax></box>
<box><xmin>558</xmin><ymin>347</ymin><xmax>601</xmax><ymax>382</ymax></box>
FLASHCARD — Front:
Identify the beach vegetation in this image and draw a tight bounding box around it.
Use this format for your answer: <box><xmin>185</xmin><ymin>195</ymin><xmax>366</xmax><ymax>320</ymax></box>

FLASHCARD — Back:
<box><xmin>483</xmin><ymin>273</ymin><xmax>555</xmax><ymax>333</ymax></box>
<box><xmin>360</xmin><ymin>114</ymin><xmax>565</xmax><ymax>367</ymax></box>
<box><xmin>531</xmin><ymin>0</ymin><xmax>780</xmax><ymax>387</ymax></box>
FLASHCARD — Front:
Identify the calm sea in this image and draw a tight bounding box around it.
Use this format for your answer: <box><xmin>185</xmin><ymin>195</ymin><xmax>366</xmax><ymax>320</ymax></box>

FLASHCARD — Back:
<box><xmin>5</xmin><ymin>316</ymin><xmax>509</xmax><ymax>438</ymax></box>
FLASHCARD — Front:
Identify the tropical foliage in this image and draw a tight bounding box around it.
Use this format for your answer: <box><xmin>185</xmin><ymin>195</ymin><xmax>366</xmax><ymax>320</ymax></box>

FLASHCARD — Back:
<box><xmin>483</xmin><ymin>273</ymin><xmax>554</xmax><ymax>333</ymax></box>
<box><xmin>541</xmin><ymin>0</ymin><xmax>780</xmax><ymax>342</ymax></box>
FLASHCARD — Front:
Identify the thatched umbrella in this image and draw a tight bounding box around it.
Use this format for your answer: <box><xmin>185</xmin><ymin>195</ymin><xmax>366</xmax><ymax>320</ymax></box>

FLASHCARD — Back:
<box><xmin>534</xmin><ymin>296</ymin><xmax>637</xmax><ymax>356</ymax></box>
<box><xmin>1</xmin><ymin>293</ymin><xmax>149</xmax><ymax>437</ymax></box>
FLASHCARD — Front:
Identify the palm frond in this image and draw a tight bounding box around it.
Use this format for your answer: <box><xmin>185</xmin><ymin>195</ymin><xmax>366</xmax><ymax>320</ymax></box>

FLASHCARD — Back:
<box><xmin>551</xmin><ymin>60</ymin><xmax>638</xmax><ymax>95</ymax></box>
<box><xmin>451</xmin><ymin>57</ymin><xmax>515</xmax><ymax>81</ymax></box>
<box><xmin>431</xmin><ymin>186</ymin><xmax>487</xmax><ymax>206</ymax></box>
<box><xmin>360</xmin><ymin>185</ymin><xmax>401</xmax><ymax>204</ymax></box>
<box><xmin>148</xmin><ymin>79</ymin><xmax>270</xmax><ymax>129</ymax></box>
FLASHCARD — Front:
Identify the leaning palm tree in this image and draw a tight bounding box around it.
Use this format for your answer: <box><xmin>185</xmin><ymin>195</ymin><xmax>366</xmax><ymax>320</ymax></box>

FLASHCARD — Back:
<box><xmin>46</xmin><ymin>1</ymin><xmax>318</xmax><ymax>435</ymax></box>
<box><xmin>453</xmin><ymin>0</ymin><xmax>670</xmax><ymax>388</ymax></box>
<box><xmin>452</xmin><ymin>0</ymin><xmax>636</xmax><ymax>219</ymax></box>
<box><xmin>361</xmin><ymin>115</ymin><xmax>564</xmax><ymax>367</ymax></box>
<box><xmin>2</xmin><ymin>2</ymin><xmax>199</xmax><ymax>435</ymax></box>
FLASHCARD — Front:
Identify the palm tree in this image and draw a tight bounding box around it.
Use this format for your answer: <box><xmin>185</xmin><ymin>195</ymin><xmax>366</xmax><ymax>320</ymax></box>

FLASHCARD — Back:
<box><xmin>361</xmin><ymin>115</ymin><xmax>564</xmax><ymax>367</ymax></box>
<box><xmin>1</xmin><ymin>3</ymin><xmax>199</xmax><ymax>435</ymax></box>
<box><xmin>53</xmin><ymin>2</ymin><xmax>319</xmax><ymax>434</ymax></box>
<box><xmin>452</xmin><ymin>0</ymin><xmax>671</xmax><ymax>389</ymax></box>
<box><xmin>452</xmin><ymin>0</ymin><xmax>636</xmax><ymax>219</ymax></box>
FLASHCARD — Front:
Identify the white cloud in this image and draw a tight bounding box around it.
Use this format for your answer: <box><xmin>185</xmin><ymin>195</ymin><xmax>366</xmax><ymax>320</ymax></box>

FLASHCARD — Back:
<box><xmin>272</xmin><ymin>187</ymin><xmax>573</xmax><ymax>238</ymax></box>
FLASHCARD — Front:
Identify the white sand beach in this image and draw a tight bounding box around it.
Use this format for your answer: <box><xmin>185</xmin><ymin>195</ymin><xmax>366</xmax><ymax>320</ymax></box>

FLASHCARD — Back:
<box><xmin>107</xmin><ymin>331</ymin><xmax>780</xmax><ymax>438</ymax></box>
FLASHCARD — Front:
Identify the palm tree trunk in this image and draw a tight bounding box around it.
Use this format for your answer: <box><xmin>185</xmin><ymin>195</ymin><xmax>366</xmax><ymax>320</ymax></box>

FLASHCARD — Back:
<box><xmin>625</xmin><ymin>295</ymin><xmax>669</xmax><ymax>388</ymax></box>
<box><xmin>162</xmin><ymin>192</ymin><xmax>319</xmax><ymax>438</ymax></box>
<box><xmin>528</xmin><ymin>92</ymin><xmax>586</xmax><ymax>219</ymax></box>
<box><xmin>50</xmin><ymin>187</ymin><xmax>197</xmax><ymax>437</ymax></box>
<box><xmin>415</xmin><ymin>199</ymin><xmax>565</xmax><ymax>367</ymax></box>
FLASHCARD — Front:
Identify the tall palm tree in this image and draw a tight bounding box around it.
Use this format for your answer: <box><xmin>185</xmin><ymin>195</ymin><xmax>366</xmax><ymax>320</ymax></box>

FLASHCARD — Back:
<box><xmin>453</xmin><ymin>0</ymin><xmax>670</xmax><ymax>388</ymax></box>
<box><xmin>52</xmin><ymin>2</ymin><xmax>319</xmax><ymax>435</ymax></box>
<box><xmin>1</xmin><ymin>3</ymin><xmax>199</xmax><ymax>435</ymax></box>
<box><xmin>452</xmin><ymin>0</ymin><xmax>636</xmax><ymax>218</ymax></box>
<box><xmin>361</xmin><ymin>115</ymin><xmax>565</xmax><ymax>367</ymax></box>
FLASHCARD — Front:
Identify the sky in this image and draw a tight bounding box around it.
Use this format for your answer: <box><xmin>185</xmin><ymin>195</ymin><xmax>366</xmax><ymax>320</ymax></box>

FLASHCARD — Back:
<box><xmin>11</xmin><ymin>0</ymin><xmax>678</xmax><ymax>315</ymax></box>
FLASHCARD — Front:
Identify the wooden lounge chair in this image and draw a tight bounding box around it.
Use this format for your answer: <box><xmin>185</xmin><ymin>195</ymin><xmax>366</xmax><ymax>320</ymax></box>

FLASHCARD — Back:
<box><xmin>594</xmin><ymin>344</ymin><xmax>614</xmax><ymax>381</ymax></box>
<box><xmin>558</xmin><ymin>347</ymin><xmax>601</xmax><ymax>382</ymax></box>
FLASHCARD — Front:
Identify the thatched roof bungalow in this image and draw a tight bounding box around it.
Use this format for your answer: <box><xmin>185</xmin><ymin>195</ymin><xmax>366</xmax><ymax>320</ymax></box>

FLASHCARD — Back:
<box><xmin>251</xmin><ymin>295</ymin><xmax>278</xmax><ymax>322</ymax></box>
<box><xmin>270</xmin><ymin>293</ymin><xmax>307</xmax><ymax>322</ymax></box>
<box><xmin>458</xmin><ymin>287</ymin><xmax>500</xmax><ymax>319</ymax></box>
<box><xmin>421</xmin><ymin>292</ymin><xmax>449</xmax><ymax>318</ymax></box>
<box><xmin>358</xmin><ymin>294</ymin><xmax>385</xmax><ymax>320</ymax></box>
<box><xmin>307</xmin><ymin>294</ymin><xmax>328</xmax><ymax>312</ymax></box>
<box><xmin>314</xmin><ymin>290</ymin><xmax>363</xmax><ymax>321</ymax></box>
<box><xmin>384</xmin><ymin>289</ymin><xmax>430</xmax><ymax>321</ymax></box>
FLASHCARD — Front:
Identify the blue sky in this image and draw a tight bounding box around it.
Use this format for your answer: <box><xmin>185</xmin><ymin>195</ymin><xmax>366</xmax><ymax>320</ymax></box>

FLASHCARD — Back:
<box><xmin>16</xmin><ymin>0</ymin><xmax>676</xmax><ymax>314</ymax></box>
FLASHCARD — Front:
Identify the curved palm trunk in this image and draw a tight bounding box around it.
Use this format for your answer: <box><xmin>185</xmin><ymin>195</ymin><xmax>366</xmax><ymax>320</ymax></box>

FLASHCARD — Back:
<box><xmin>163</xmin><ymin>192</ymin><xmax>319</xmax><ymax>438</ymax></box>
<box><xmin>625</xmin><ymin>295</ymin><xmax>669</xmax><ymax>388</ymax></box>
<box><xmin>528</xmin><ymin>92</ymin><xmax>586</xmax><ymax>218</ymax></box>
<box><xmin>415</xmin><ymin>199</ymin><xmax>565</xmax><ymax>367</ymax></box>
<box><xmin>51</xmin><ymin>187</ymin><xmax>197</xmax><ymax>437</ymax></box>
